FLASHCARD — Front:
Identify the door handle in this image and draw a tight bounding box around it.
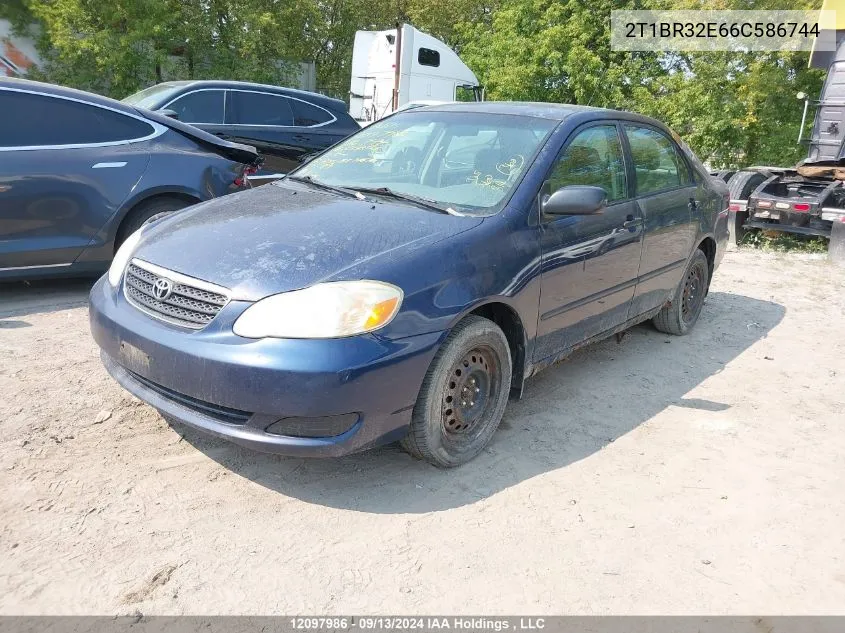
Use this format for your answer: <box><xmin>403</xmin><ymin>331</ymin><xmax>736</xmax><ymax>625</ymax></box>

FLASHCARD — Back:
<box><xmin>622</xmin><ymin>215</ymin><xmax>641</xmax><ymax>230</ymax></box>
<box><xmin>292</xmin><ymin>134</ymin><xmax>309</xmax><ymax>142</ymax></box>
<box><xmin>689</xmin><ymin>198</ymin><xmax>699</xmax><ymax>211</ymax></box>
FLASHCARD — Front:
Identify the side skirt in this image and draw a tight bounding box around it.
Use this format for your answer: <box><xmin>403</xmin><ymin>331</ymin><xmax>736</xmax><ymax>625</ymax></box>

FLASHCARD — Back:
<box><xmin>522</xmin><ymin>305</ymin><xmax>664</xmax><ymax>384</ymax></box>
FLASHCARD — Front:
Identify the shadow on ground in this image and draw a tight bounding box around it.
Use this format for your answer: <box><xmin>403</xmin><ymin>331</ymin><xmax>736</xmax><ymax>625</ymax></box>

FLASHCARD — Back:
<box><xmin>0</xmin><ymin>277</ymin><xmax>97</xmax><ymax>319</ymax></box>
<box><xmin>173</xmin><ymin>291</ymin><xmax>785</xmax><ymax>513</ymax></box>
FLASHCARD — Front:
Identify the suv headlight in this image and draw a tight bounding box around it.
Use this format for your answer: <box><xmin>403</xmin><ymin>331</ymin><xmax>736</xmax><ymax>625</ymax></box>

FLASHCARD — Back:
<box><xmin>107</xmin><ymin>229</ymin><xmax>144</xmax><ymax>287</ymax></box>
<box><xmin>233</xmin><ymin>280</ymin><xmax>403</xmax><ymax>339</ymax></box>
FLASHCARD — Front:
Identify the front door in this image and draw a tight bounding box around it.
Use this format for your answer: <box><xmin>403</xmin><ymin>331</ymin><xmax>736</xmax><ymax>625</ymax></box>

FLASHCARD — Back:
<box><xmin>223</xmin><ymin>91</ymin><xmax>345</xmax><ymax>180</ymax></box>
<box><xmin>534</xmin><ymin>122</ymin><xmax>644</xmax><ymax>361</ymax></box>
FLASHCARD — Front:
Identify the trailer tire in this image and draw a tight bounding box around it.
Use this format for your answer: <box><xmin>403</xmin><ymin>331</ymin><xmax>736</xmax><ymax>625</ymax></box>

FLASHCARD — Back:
<box><xmin>727</xmin><ymin>171</ymin><xmax>768</xmax><ymax>246</ymax></box>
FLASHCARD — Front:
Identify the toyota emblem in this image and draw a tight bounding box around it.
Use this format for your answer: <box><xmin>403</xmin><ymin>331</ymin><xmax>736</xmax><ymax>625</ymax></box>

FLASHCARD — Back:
<box><xmin>152</xmin><ymin>277</ymin><xmax>173</xmax><ymax>301</ymax></box>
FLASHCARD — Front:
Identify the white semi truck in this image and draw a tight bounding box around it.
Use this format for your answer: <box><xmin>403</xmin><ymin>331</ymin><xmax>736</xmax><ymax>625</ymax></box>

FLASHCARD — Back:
<box><xmin>349</xmin><ymin>24</ymin><xmax>482</xmax><ymax>125</ymax></box>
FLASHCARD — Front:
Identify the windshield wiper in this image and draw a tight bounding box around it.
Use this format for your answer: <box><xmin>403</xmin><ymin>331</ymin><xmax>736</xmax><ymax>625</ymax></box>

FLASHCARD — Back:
<box><xmin>287</xmin><ymin>175</ymin><xmax>367</xmax><ymax>201</ymax></box>
<box><xmin>348</xmin><ymin>186</ymin><xmax>460</xmax><ymax>215</ymax></box>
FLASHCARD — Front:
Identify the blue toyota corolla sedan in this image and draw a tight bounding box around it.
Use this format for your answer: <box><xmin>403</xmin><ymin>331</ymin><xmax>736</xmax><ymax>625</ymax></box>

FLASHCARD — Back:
<box><xmin>89</xmin><ymin>102</ymin><xmax>729</xmax><ymax>467</ymax></box>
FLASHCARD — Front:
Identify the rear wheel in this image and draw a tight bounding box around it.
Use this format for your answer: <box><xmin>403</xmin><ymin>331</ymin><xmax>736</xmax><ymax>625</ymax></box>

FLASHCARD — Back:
<box><xmin>115</xmin><ymin>196</ymin><xmax>194</xmax><ymax>250</ymax></box>
<box><xmin>652</xmin><ymin>250</ymin><xmax>710</xmax><ymax>336</ymax></box>
<box><xmin>726</xmin><ymin>171</ymin><xmax>768</xmax><ymax>246</ymax></box>
<box><xmin>401</xmin><ymin>315</ymin><xmax>512</xmax><ymax>468</ymax></box>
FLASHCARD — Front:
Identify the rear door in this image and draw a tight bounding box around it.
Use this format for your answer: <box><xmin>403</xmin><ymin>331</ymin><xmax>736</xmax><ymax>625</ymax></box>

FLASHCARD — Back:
<box><xmin>288</xmin><ymin>97</ymin><xmax>347</xmax><ymax>157</ymax></box>
<box><xmin>534</xmin><ymin>122</ymin><xmax>644</xmax><ymax>360</ymax></box>
<box><xmin>0</xmin><ymin>88</ymin><xmax>153</xmax><ymax>270</ymax></box>
<box><xmin>225</xmin><ymin>90</ymin><xmax>306</xmax><ymax>178</ymax></box>
<box><xmin>623</xmin><ymin>124</ymin><xmax>697</xmax><ymax>316</ymax></box>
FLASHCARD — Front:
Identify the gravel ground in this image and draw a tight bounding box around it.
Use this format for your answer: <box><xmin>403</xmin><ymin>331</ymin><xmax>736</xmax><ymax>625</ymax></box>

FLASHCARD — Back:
<box><xmin>1</xmin><ymin>248</ymin><xmax>844</xmax><ymax>615</ymax></box>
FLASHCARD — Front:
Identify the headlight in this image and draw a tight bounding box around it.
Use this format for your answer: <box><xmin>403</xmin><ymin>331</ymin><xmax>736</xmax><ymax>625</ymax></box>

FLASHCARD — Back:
<box><xmin>107</xmin><ymin>229</ymin><xmax>143</xmax><ymax>287</ymax></box>
<box><xmin>233</xmin><ymin>280</ymin><xmax>403</xmax><ymax>339</ymax></box>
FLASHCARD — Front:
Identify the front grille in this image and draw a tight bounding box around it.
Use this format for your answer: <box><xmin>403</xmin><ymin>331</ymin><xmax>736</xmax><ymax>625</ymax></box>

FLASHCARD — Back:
<box><xmin>124</xmin><ymin>260</ymin><xmax>229</xmax><ymax>329</ymax></box>
<box><xmin>128</xmin><ymin>369</ymin><xmax>252</xmax><ymax>426</ymax></box>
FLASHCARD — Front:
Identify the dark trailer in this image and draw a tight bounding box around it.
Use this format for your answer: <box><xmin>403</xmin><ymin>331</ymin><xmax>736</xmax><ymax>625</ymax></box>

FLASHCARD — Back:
<box><xmin>724</xmin><ymin>3</ymin><xmax>845</xmax><ymax>261</ymax></box>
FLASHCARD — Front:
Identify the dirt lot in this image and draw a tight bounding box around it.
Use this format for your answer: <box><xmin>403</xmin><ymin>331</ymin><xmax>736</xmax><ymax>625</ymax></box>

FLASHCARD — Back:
<box><xmin>1</xmin><ymin>248</ymin><xmax>844</xmax><ymax>615</ymax></box>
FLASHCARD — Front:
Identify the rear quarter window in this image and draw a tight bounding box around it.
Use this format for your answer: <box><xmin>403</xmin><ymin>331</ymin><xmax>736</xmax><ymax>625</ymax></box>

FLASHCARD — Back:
<box><xmin>291</xmin><ymin>99</ymin><xmax>334</xmax><ymax>126</ymax></box>
<box><xmin>0</xmin><ymin>90</ymin><xmax>155</xmax><ymax>148</ymax></box>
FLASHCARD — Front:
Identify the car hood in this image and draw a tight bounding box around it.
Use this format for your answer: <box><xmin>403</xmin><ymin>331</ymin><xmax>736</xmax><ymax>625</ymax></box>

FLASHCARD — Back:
<box><xmin>132</xmin><ymin>181</ymin><xmax>483</xmax><ymax>300</ymax></box>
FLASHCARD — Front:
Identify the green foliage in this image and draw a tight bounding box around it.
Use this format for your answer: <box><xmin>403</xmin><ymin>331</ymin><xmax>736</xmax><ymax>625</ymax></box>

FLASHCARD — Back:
<box><xmin>0</xmin><ymin>0</ymin><xmax>831</xmax><ymax>169</ymax></box>
<box><xmin>740</xmin><ymin>230</ymin><xmax>829</xmax><ymax>253</ymax></box>
<box><xmin>5</xmin><ymin>0</ymin><xmax>317</xmax><ymax>97</ymax></box>
<box><xmin>455</xmin><ymin>0</ymin><xmax>825</xmax><ymax>168</ymax></box>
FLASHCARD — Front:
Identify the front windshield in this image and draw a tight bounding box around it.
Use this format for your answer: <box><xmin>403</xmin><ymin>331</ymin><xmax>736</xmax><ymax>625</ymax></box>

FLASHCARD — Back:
<box><xmin>291</xmin><ymin>111</ymin><xmax>557</xmax><ymax>215</ymax></box>
<box><xmin>121</xmin><ymin>83</ymin><xmax>184</xmax><ymax>109</ymax></box>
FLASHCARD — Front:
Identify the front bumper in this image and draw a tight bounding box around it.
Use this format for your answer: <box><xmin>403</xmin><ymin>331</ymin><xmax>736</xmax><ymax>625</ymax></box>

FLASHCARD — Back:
<box><xmin>89</xmin><ymin>276</ymin><xmax>445</xmax><ymax>457</ymax></box>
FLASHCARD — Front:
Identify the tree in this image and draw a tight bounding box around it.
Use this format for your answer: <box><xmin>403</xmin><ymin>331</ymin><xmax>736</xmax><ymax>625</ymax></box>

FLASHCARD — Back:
<box><xmin>454</xmin><ymin>0</ymin><xmax>824</xmax><ymax>167</ymax></box>
<box><xmin>3</xmin><ymin>0</ymin><xmax>317</xmax><ymax>98</ymax></box>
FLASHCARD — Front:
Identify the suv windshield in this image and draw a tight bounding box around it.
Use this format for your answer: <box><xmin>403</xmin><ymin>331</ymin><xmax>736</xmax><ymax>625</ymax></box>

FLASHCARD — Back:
<box><xmin>290</xmin><ymin>111</ymin><xmax>557</xmax><ymax>215</ymax></box>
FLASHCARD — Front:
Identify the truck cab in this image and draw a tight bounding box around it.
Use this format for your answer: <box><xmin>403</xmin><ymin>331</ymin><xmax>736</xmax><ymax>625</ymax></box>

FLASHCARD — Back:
<box><xmin>349</xmin><ymin>24</ymin><xmax>482</xmax><ymax>125</ymax></box>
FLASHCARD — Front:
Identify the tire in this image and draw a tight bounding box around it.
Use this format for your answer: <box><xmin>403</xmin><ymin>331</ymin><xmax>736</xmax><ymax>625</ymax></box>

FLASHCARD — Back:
<box><xmin>652</xmin><ymin>250</ymin><xmax>710</xmax><ymax>336</ymax></box>
<box><xmin>726</xmin><ymin>171</ymin><xmax>768</xmax><ymax>246</ymax></box>
<box><xmin>401</xmin><ymin>315</ymin><xmax>512</xmax><ymax>468</ymax></box>
<box><xmin>115</xmin><ymin>196</ymin><xmax>193</xmax><ymax>250</ymax></box>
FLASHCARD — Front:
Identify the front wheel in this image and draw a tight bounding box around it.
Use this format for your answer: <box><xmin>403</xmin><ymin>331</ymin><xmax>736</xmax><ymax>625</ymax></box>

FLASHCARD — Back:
<box><xmin>652</xmin><ymin>250</ymin><xmax>710</xmax><ymax>336</ymax></box>
<box><xmin>115</xmin><ymin>196</ymin><xmax>193</xmax><ymax>249</ymax></box>
<box><xmin>401</xmin><ymin>315</ymin><xmax>512</xmax><ymax>468</ymax></box>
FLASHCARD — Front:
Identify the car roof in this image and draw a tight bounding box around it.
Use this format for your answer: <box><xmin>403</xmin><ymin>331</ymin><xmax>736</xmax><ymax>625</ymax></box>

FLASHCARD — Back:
<box><xmin>0</xmin><ymin>76</ymin><xmax>142</xmax><ymax>116</ymax></box>
<box><xmin>152</xmin><ymin>79</ymin><xmax>347</xmax><ymax>111</ymax></box>
<box><xmin>419</xmin><ymin>101</ymin><xmax>667</xmax><ymax>127</ymax></box>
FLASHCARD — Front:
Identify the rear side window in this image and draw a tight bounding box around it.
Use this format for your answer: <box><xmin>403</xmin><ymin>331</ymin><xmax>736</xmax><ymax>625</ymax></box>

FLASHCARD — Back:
<box><xmin>229</xmin><ymin>91</ymin><xmax>293</xmax><ymax>126</ymax></box>
<box><xmin>0</xmin><ymin>90</ymin><xmax>155</xmax><ymax>148</ymax></box>
<box><xmin>418</xmin><ymin>48</ymin><xmax>440</xmax><ymax>67</ymax></box>
<box><xmin>167</xmin><ymin>90</ymin><xmax>224</xmax><ymax>123</ymax></box>
<box><xmin>291</xmin><ymin>99</ymin><xmax>333</xmax><ymax>126</ymax></box>
<box><xmin>624</xmin><ymin>125</ymin><xmax>689</xmax><ymax>195</ymax></box>
<box><xmin>549</xmin><ymin>125</ymin><xmax>628</xmax><ymax>202</ymax></box>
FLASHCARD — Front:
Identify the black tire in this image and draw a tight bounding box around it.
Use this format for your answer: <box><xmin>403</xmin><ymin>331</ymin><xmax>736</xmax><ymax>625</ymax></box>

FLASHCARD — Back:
<box><xmin>726</xmin><ymin>171</ymin><xmax>768</xmax><ymax>246</ymax></box>
<box><xmin>652</xmin><ymin>250</ymin><xmax>710</xmax><ymax>336</ymax></box>
<box><xmin>115</xmin><ymin>196</ymin><xmax>193</xmax><ymax>250</ymax></box>
<box><xmin>401</xmin><ymin>315</ymin><xmax>512</xmax><ymax>468</ymax></box>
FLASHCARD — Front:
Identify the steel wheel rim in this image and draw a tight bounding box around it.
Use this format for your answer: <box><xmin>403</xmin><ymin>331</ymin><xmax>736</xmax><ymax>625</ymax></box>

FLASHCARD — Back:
<box><xmin>442</xmin><ymin>346</ymin><xmax>498</xmax><ymax>436</ymax></box>
<box><xmin>682</xmin><ymin>264</ymin><xmax>705</xmax><ymax>324</ymax></box>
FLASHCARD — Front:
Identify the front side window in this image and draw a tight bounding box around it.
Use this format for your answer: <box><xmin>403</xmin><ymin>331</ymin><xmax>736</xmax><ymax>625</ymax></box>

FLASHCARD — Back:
<box><xmin>624</xmin><ymin>125</ymin><xmax>687</xmax><ymax>195</ymax></box>
<box><xmin>549</xmin><ymin>125</ymin><xmax>627</xmax><ymax>202</ymax></box>
<box><xmin>167</xmin><ymin>90</ymin><xmax>224</xmax><ymax>124</ymax></box>
<box><xmin>0</xmin><ymin>90</ymin><xmax>155</xmax><ymax>148</ymax></box>
<box><xmin>229</xmin><ymin>91</ymin><xmax>294</xmax><ymax>126</ymax></box>
<box><xmin>292</xmin><ymin>111</ymin><xmax>557</xmax><ymax>215</ymax></box>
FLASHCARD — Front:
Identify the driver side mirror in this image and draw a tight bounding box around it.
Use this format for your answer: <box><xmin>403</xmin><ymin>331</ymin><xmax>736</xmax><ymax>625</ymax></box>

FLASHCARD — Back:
<box><xmin>541</xmin><ymin>185</ymin><xmax>607</xmax><ymax>216</ymax></box>
<box><xmin>158</xmin><ymin>108</ymin><xmax>180</xmax><ymax>120</ymax></box>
